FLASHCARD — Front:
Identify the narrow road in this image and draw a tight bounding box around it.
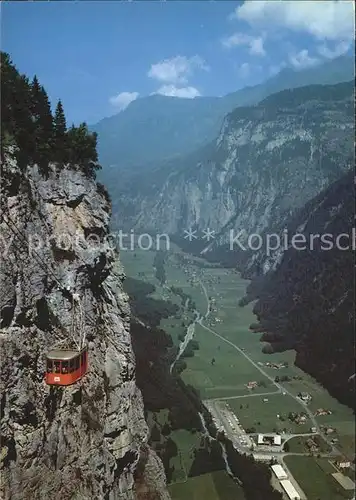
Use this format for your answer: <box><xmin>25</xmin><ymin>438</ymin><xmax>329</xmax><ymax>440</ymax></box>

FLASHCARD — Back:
<box><xmin>170</xmin><ymin>279</ymin><xmax>210</xmax><ymax>373</ymax></box>
<box><xmin>198</xmin><ymin>278</ymin><xmax>211</xmax><ymax>320</ymax></box>
<box><xmin>205</xmin><ymin>389</ymin><xmax>282</xmax><ymax>402</ymax></box>
<box><xmin>170</xmin><ymin>320</ymin><xmax>198</xmax><ymax>373</ymax></box>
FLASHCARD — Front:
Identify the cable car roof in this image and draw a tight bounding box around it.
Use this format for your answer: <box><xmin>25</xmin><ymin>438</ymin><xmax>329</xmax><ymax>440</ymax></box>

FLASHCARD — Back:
<box><xmin>46</xmin><ymin>349</ymin><xmax>81</xmax><ymax>361</ymax></box>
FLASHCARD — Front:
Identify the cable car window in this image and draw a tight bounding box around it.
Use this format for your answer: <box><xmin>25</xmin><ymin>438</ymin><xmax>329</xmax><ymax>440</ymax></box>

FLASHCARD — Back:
<box><xmin>61</xmin><ymin>361</ymin><xmax>69</xmax><ymax>374</ymax></box>
<box><xmin>74</xmin><ymin>356</ymin><xmax>80</xmax><ymax>371</ymax></box>
<box><xmin>81</xmin><ymin>353</ymin><xmax>84</xmax><ymax>366</ymax></box>
<box><xmin>47</xmin><ymin>360</ymin><xmax>53</xmax><ymax>372</ymax></box>
<box><xmin>69</xmin><ymin>359</ymin><xmax>75</xmax><ymax>373</ymax></box>
<box><xmin>54</xmin><ymin>361</ymin><xmax>61</xmax><ymax>373</ymax></box>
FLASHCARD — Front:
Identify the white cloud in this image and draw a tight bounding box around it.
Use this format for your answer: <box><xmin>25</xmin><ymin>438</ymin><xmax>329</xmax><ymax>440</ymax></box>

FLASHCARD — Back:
<box><xmin>148</xmin><ymin>55</ymin><xmax>209</xmax><ymax>84</ymax></box>
<box><xmin>288</xmin><ymin>49</ymin><xmax>320</xmax><ymax>69</ymax></box>
<box><xmin>222</xmin><ymin>32</ymin><xmax>250</xmax><ymax>48</ymax></box>
<box><xmin>238</xmin><ymin>62</ymin><xmax>251</xmax><ymax>78</ymax></box>
<box><xmin>317</xmin><ymin>40</ymin><xmax>352</xmax><ymax>59</ymax></box>
<box><xmin>249</xmin><ymin>37</ymin><xmax>266</xmax><ymax>56</ymax></box>
<box><xmin>155</xmin><ymin>85</ymin><xmax>201</xmax><ymax>99</ymax></box>
<box><xmin>109</xmin><ymin>91</ymin><xmax>139</xmax><ymax>111</ymax></box>
<box><xmin>269</xmin><ymin>61</ymin><xmax>287</xmax><ymax>76</ymax></box>
<box><xmin>231</xmin><ymin>1</ymin><xmax>355</xmax><ymax>41</ymax></box>
<box><xmin>222</xmin><ymin>33</ymin><xmax>266</xmax><ymax>56</ymax></box>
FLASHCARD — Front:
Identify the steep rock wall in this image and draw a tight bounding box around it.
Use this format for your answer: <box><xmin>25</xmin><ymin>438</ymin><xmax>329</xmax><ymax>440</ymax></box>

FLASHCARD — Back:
<box><xmin>117</xmin><ymin>81</ymin><xmax>354</xmax><ymax>270</ymax></box>
<box><xmin>0</xmin><ymin>153</ymin><xmax>169</xmax><ymax>500</ymax></box>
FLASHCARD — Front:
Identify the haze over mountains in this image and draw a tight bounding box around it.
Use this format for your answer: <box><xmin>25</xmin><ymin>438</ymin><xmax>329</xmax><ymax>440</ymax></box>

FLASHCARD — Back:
<box><xmin>92</xmin><ymin>56</ymin><xmax>354</xmax><ymax>174</ymax></box>
<box><xmin>113</xmin><ymin>79</ymin><xmax>354</xmax><ymax>241</ymax></box>
<box><xmin>92</xmin><ymin>54</ymin><xmax>355</xmax><ymax>409</ymax></box>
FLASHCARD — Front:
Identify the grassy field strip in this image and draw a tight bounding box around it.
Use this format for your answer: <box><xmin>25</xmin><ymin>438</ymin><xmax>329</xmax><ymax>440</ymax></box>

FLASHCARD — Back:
<box><xmin>169</xmin><ymin>471</ymin><xmax>246</xmax><ymax>500</ymax></box>
<box><xmin>284</xmin><ymin>456</ymin><xmax>355</xmax><ymax>500</ymax></box>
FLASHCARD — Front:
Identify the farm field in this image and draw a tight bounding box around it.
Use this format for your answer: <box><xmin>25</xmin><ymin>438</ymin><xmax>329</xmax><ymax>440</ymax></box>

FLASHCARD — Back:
<box><xmin>120</xmin><ymin>247</ymin><xmax>157</xmax><ymax>283</ymax></box>
<box><xmin>121</xmin><ymin>246</ymin><xmax>355</xmax><ymax>495</ymax></box>
<box><xmin>181</xmin><ymin>324</ymin><xmax>274</xmax><ymax>400</ymax></box>
<box><xmin>284</xmin><ymin>435</ymin><xmax>332</xmax><ymax>454</ymax></box>
<box><xmin>147</xmin><ymin>410</ymin><xmax>201</xmax><ymax>483</ymax></box>
<box><xmin>169</xmin><ymin>429</ymin><xmax>202</xmax><ymax>481</ymax></box>
<box><xmin>169</xmin><ymin>471</ymin><xmax>246</xmax><ymax>500</ymax></box>
<box><xmin>284</xmin><ymin>456</ymin><xmax>355</xmax><ymax>500</ymax></box>
<box><xmin>227</xmin><ymin>394</ymin><xmax>312</xmax><ymax>434</ymax></box>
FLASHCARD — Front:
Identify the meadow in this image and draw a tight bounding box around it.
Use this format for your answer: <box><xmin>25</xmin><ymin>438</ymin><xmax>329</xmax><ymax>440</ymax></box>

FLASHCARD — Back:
<box><xmin>169</xmin><ymin>471</ymin><xmax>246</xmax><ymax>500</ymax></box>
<box><xmin>284</xmin><ymin>456</ymin><xmax>355</xmax><ymax>500</ymax></box>
<box><xmin>181</xmin><ymin>324</ymin><xmax>274</xmax><ymax>400</ymax></box>
<box><xmin>120</xmin><ymin>246</ymin><xmax>355</xmax><ymax>489</ymax></box>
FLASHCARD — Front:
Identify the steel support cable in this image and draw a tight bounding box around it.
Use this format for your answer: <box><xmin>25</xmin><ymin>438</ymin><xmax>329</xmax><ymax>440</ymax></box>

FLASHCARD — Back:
<box><xmin>1</xmin><ymin>215</ymin><xmax>98</xmax><ymax>341</ymax></box>
<box><xmin>1</xmin><ymin>214</ymin><xmax>65</xmax><ymax>291</ymax></box>
<box><xmin>1</xmin><ymin>212</ymin><xmax>113</xmax><ymax>353</ymax></box>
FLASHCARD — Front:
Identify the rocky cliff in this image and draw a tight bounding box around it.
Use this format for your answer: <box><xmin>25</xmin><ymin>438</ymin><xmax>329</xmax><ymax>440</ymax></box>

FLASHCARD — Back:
<box><xmin>116</xmin><ymin>81</ymin><xmax>354</xmax><ymax>263</ymax></box>
<box><xmin>0</xmin><ymin>149</ymin><xmax>169</xmax><ymax>499</ymax></box>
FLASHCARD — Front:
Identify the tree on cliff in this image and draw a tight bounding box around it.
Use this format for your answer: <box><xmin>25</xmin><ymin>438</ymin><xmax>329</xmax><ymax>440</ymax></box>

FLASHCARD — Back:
<box><xmin>53</xmin><ymin>99</ymin><xmax>68</xmax><ymax>163</ymax></box>
<box><xmin>1</xmin><ymin>51</ymin><xmax>101</xmax><ymax>179</ymax></box>
<box><xmin>31</xmin><ymin>76</ymin><xmax>54</xmax><ymax>174</ymax></box>
<box><xmin>67</xmin><ymin>122</ymin><xmax>100</xmax><ymax>177</ymax></box>
<box><xmin>1</xmin><ymin>52</ymin><xmax>34</xmax><ymax>168</ymax></box>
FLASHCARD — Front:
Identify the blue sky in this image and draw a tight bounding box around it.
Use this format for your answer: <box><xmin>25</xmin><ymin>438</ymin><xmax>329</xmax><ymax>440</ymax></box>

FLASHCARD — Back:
<box><xmin>2</xmin><ymin>1</ymin><xmax>354</xmax><ymax>125</ymax></box>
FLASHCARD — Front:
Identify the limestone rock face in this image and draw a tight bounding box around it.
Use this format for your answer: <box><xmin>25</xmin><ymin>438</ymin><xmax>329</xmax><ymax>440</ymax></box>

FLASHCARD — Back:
<box><xmin>116</xmin><ymin>81</ymin><xmax>353</xmax><ymax>275</ymax></box>
<box><xmin>0</xmin><ymin>154</ymin><xmax>170</xmax><ymax>500</ymax></box>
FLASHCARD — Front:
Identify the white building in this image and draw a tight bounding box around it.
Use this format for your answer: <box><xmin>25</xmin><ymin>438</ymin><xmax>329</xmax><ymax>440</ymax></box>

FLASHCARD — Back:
<box><xmin>274</xmin><ymin>435</ymin><xmax>282</xmax><ymax>446</ymax></box>
<box><xmin>271</xmin><ymin>464</ymin><xmax>288</xmax><ymax>480</ymax></box>
<box><xmin>257</xmin><ymin>434</ymin><xmax>282</xmax><ymax>446</ymax></box>
<box><xmin>280</xmin><ymin>479</ymin><xmax>301</xmax><ymax>500</ymax></box>
<box><xmin>257</xmin><ymin>434</ymin><xmax>264</xmax><ymax>445</ymax></box>
<box><xmin>338</xmin><ymin>461</ymin><xmax>351</xmax><ymax>469</ymax></box>
<box><xmin>253</xmin><ymin>454</ymin><xmax>273</xmax><ymax>462</ymax></box>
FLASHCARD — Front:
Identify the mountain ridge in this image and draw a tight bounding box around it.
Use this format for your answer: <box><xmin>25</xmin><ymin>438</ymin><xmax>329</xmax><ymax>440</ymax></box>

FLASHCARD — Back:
<box><xmin>92</xmin><ymin>55</ymin><xmax>354</xmax><ymax>173</ymax></box>
<box><xmin>112</xmin><ymin>79</ymin><xmax>354</xmax><ymax>243</ymax></box>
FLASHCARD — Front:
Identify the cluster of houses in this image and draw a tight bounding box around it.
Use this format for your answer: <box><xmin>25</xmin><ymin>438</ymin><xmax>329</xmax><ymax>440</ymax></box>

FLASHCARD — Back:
<box><xmin>314</xmin><ymin>407</ymin><xmax>332</xmax><ymax>416</ymax></box>
<box><xmin>288</xmin><ymin>411</ymin><xmax>308</xmax><ymax>425</ymax></box>
<box><xmin>321</xmin><ymin>425</ymin><xmax>337</xmax><ymax>435</ymax></box>
<box><xmin>304</xmin><ymin>437</ymin><xmax>322</xmax><ymax>453</ymax></box>
<box><xmin>246</xmin><ymin>380</ymin><xmax>258</xmax><ymax>390</ymax></box>
<box><xmin>264</xmin><ymin>361</ymin><xmax>289</xmax><ymax>369</ymax></box>
<box><xmin>297</xmin><ymin>392</ymin><xmax>312</xmax><ymax>403</ymax></box>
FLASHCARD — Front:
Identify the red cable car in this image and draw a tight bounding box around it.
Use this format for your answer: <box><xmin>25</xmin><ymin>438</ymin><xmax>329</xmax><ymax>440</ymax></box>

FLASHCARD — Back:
<box><xmin>45</xmin><ymin>345</ymin><xmax>88</xmax><ymax>386</ymax></box>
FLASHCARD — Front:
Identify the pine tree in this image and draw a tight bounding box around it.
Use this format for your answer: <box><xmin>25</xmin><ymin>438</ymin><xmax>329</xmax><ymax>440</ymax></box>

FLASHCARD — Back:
<box><xmin>38</xmin><ymin>87</ymin><xmax>54</xmax><ymax>172</ymax></box>
<box><xmin>31</xmin><ymin>75</ymin><xmax>41</xmax><ymax>112</ymax></box>
<box><xmin>1</xmin><ymin>51</ymin><xmax>100</xmax><ymax>178</ymax></box>
<box><xmin>67</xmin><ymin>122</ymin><xmax>100</xmax><ymax>177</ymax></box>
<box><xmin>31</xmin><ymin>77</ymin><xmax>53</xmax><ymax>173</ymax></box>
<box><xmin>53</xmin><ymin>99</ymin><xmax>67</xmax><ymax>163</ymax></box>
<box><xmin>0</xmin><ymin>53</ymin><xmax>18</xmax><ymax>154</ymax></box>
<box><xmin>14</xmin><ymin>75</ymin><xmax>35</xmax><ymax>169</ymax></box>
<box><xmin>1</xmin><ymin>53</ymin><xmax>34</xmax><ymax>165</ymax></box>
